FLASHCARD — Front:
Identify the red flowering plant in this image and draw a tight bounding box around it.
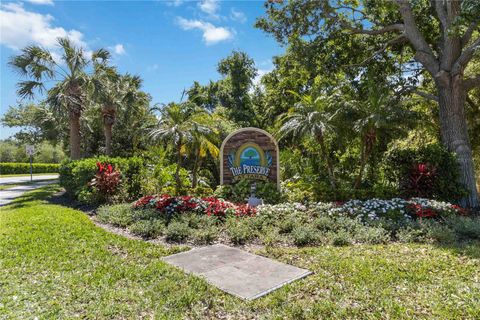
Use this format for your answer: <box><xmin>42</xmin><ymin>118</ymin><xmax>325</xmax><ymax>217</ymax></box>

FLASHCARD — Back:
<box><xmin>90</xmin><ymin>162</ymin><xmax>121</xmax><ymax>201</ymax></box>
<box><xmin>132</xmin><ymin>194</ymin><xmax>256</xmax><ymax>218</ymax></box>
<box><xmin>407</xmin><ymin>198</ymin><xmax>470</xmax><ymax>221</ymax></box>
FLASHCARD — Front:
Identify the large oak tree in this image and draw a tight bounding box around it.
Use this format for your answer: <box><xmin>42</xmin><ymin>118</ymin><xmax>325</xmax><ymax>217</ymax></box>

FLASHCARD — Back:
<box><xmin>257</xmin><ymin>0</ymin><xmax>480</xmax><ymax>207</ymax></box>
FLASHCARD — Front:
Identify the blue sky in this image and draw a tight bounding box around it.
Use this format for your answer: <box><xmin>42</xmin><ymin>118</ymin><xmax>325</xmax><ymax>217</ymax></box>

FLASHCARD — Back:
<box><xmin>0</xmin><ymin>0</ymin><xmax>283</xmax><ymax>139</ymax></box>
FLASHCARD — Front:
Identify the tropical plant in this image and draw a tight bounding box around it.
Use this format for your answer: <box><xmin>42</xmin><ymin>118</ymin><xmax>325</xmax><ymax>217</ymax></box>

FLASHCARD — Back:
<box><xmin>188</xmin><ymin>114</ymin><xmax>220</xmax><ymax>188</ymax></box>
<box><xmin>278</xmin><ymin>91</ymin><xmax>340</xmax><ymax>190</ymax></box>
<box><xmin>256</xmin><ymin>0</ymin><xmax>480</xmax><ymax>207</ymax></box>
<box><xmin>9</xmin><ymin>37</ymin><xmax>108</xmax><ymax>159</ymax></box>
<box><xmin>91</xmin><ymin>56</ymin><xmax>148</xmax><ymax>155</ymax></box>
<box><xmin>150</xmin><ymin>102</ymin><xmax>214</xmax><ymax>193</ymax></box>
<box><xmin>351</xmin><ymin>82</ymin><xmax>416</xmax><ymax>188</ymax></box>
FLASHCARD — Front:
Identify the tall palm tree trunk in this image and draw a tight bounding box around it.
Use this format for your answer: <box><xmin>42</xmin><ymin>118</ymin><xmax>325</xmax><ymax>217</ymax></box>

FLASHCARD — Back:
<box><xmin>191</xmin><ymin>148</ymin><xmax>201</xmax><ymax>189</ymax></box>
<box><xmin>69</xmin><ymin>110</ymin><xmax>81</xmax><ymax>160</ymax></box>
<box><xmin>317</xmin><ymin>132</ymin><xmax>336</xmax><ymax>190</ymax></box>
<box><xmin>175</xmin><ymin>142</ymin><xmax>183</xmax><ymax>194</ymax></box>
<box><xmin>104</xmin><ymin>122</ymin><xmax>113</xmax><ymax>156</ymax></box>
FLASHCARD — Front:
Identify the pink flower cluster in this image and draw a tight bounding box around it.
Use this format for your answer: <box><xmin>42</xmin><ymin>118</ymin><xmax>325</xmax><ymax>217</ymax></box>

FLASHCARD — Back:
<box><xmin>133</xmin><ymin>195</ymin><xmax>256</xmax><ymax>218</ymax></box>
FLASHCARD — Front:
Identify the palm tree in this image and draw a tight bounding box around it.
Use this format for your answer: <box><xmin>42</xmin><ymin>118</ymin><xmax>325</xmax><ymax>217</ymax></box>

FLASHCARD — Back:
<box><xmin>150</xmin><ymin>102</ymin><xmax>213</xmax><ymax>193</ymax></box>
<box><xmin>91</xmin><ymin>57</ymin><xmax>147</xmax><ymax>155</ymax></box>
<box><xmin>9</xmin><ymin>37</ymin><xmax>108</xmax><ymax>159</ymax></box>
<box><xmin>351</xmin><ymin>85</ymin><xmax>416</xmax><ymax>188</ymax></box>
<box><xmin>189</xmin><ymin>118</ymin><xmax>219</xmax><ymax>188</ymax></box>
<box><xmin>278</xmin><ymin>91</ymin><xmax>340</xmax><ymax>190</ymax></box>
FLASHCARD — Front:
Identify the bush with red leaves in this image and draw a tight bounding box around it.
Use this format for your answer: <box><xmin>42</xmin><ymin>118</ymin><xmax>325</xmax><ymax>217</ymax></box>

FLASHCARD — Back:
<box><xmin>90</xmin><ymin>162</ymin><xmax>121</xmax><ymax>199</ymax></box>
<box><xmin>404</xmin><ymin>163</ymin><xmax>438</xmax><ymax>198</ymax></box>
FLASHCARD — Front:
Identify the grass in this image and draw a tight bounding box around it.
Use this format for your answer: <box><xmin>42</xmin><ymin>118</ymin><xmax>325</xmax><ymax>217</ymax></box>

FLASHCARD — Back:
<box><xmin>1</xmin><ymin>186</ymin><xmax>479</xmax><ymax>319</ymax></box>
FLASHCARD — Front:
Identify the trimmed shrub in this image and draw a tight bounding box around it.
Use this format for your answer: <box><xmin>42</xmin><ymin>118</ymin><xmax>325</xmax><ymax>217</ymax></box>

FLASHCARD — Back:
<box><xmin>97</xmin><ymin>204</ymin><xmax>135</xmax><ymax>227</ymax></box>
<box><xmin>0</xmin><ymin>162</ymin><xmax>59</xmax><ymax>174</ymax></box>
<box><xmin>353</xmin><ymin>226</ymin><xmax>390</xmax><ymax>244</ymax></box>
<box><xmin>132</xmin><ymin>208</ymin><xmax>161</xmax><ymax>221</ymax></box>
<box><xmin>424</xmin><ymin>223</ymin><xmax>457</xmax><ymax>244</ymax></box>
<box><xmin>129</xmin><ymin>219</ymin><xmax>164</xmax><ymax>239</ymax></box>
<box><xmin>313</xmin><ymin>216</ymin><xmax>336</xmax><ymax>232</ymax></box>
<box><xmin>214</xmin><ymin>179</ymin><xmax>282</xmax><ymax>204</ymax></box>
<box><xmin>165</xmin><ymin>221</ymin><xmax>191</xmax><ymax>242</ymax></box>
<box><xmin>330</xmin><ymin>230</ymin><xmax>353</xmax><ymax>246</ymax></box>
<box><xmin>447</xmin><ymin>216</ymin><xmax>480</xmax><ymax>240</ymax></box>
<box><xmin>291</xmin><ymin>225</ymin><xmax>318</xmax><ymax>246</ymax></box>
<box><xmin>193</xmin><ymin>227</ymin><xmax>218</xmax><ymax>244</ymax></box>
<box><xmin>226</xmin><ymin>218</ymin><xmax>255</xmax><ymax>244</ymax></box>
<box><xmin>59</xmin><ymin>157</ymin><xmax>148</xmax><ymax>204</ymax></box>
<box><xmin>383</xmin><ymin>143</ymin><xmax>467</xmax><ymax>202</ymax></box>
<box><xmin>396</xmin><ymin>223</ymin><xmax>428</xmax><ymax>243</ymax></box>
<box><xmin>278</xmin><ymin>216</ymin><xmax>298</xmax><ymax>234</ymax></box>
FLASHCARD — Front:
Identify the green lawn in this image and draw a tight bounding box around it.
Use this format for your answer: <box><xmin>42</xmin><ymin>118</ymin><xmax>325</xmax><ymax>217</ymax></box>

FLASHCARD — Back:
<box><xmin>1</xmin><ymin>186</ymin><xmax>479</xmax><ymax>319</ymax></box>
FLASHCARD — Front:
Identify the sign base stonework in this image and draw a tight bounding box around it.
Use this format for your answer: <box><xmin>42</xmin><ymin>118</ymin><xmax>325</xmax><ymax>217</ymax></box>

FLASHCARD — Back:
<box><xmin>220</xmin><ymin>127</ymin><xmax>280</xmax><ymax>189</ymax></box>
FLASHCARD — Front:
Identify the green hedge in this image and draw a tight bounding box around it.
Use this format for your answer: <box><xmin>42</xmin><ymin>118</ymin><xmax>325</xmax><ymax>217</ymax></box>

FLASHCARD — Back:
<box><xmin>0</xmin><ymin>163</ymin><xmax>60</xmax><ymax>174</ymax></box>
<box><xmin>383</xmin><ymin>143</ymin><xmax>467</xmax><ymax>202</ymax></box>
<box><xmin>59</xmin><ymin>157</ymin><xmax>147</xmax><ymax>203</ymax></box>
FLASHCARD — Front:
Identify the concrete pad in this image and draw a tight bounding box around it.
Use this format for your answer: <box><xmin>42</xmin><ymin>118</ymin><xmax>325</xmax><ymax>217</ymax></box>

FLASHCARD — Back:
<box><xmin>163</xmin><ymin>244</ymin><xmax>312</xmax><ymax>300</ymax></box>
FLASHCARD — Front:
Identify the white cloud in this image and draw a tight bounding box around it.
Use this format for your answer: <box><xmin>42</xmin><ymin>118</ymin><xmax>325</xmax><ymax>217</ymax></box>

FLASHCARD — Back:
<box><xmin>26</xmin><ymin>0</ymin><xmax>54</xmax><ymax>5</ymax></box>
<box><xmin>253</xmin><ymin>68</ymin><xmax>272</xmax><ymax>87</ymax></box>
<box><xmin>113</xmin><ymin>43</ymin><xmax>125</xmax><ymax>55</ymax></box>
<box><xmin>165</xmin><ymin>0</ymin><xmax>183</xmax><ymax>7</ymax></box>
<box><xmin>0</xmin><ymin>3</ymin><xmax>85</xmax><ymax>50</ymax></box>
<box><xmin>176</xmin><ymin>17</ymin><xmax>233</xmax><ymax>45</ymax></box>
<box><xmin>230</xmin><ymin>8</ymin><xmax>246</xmax><ymax>23</ymax></box>
<box><xmin>198</xmin><ymin>0</ymin><xmax>219</xmax><ymax>16</ymax></box>
<box><xmin>147</xmin><ymin>64</ymin><xmax>159</xmax><ymax>71</ymax></box>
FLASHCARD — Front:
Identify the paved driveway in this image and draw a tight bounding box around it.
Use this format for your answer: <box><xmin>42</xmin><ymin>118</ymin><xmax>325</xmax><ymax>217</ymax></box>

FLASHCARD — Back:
<box><xmin>0</xmin><ymin>174</ymin><xmax>59</xmax><ymax>185</ymax></box>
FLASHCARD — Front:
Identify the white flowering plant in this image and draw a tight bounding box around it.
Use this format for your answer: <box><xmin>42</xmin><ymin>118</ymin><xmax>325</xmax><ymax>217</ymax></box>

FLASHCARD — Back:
<box><xmin>256</xmin><ymin>198</ymin><xmax>468</xmax><ymax>224</ymax></box>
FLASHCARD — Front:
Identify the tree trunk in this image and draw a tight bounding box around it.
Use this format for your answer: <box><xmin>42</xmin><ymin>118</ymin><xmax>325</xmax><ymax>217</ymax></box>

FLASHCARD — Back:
<box><xmin>437</xmin><ymin>76</ymin><xmax>479</xmax><ymax>208</ymax></box>
<box><xmin>69</xmin><ymin>110</ymin><xmax>81</xmax><ymax>160</ymax></box>
<box><xmin>317</xmin><ymin>132</ymin><xmax>337</xmax><ymax>190</ymax></box>
<box><xmin>104</xmin><ymin>122</ymin><xmax>113</xmax><ymax>156</ymax></box>
<box><xmin>191</xmin><ymin>149</ymin><xmax>200</xmax><ymax>189</ymax></box>
<box><xmin>175</xmin><ymin>143</ymin><xmax>183</xmax><ymax>194</ymax></box>
<box><xmin>354</xmin><ymin>139</ymin><xmax>367</xmax><ymax>189</ymax></box>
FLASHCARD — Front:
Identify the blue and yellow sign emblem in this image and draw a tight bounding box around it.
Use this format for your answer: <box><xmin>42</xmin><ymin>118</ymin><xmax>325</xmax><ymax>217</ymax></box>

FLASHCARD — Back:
<box><xmin>227</xmin><ymin>142</ymin><xmax>273</xmax><ymax>181</ymax></box>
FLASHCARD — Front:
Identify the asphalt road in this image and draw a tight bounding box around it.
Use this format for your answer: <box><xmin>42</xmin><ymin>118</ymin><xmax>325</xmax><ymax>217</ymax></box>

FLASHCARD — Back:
<box><xmin>0</xmin><ymin>175</ymin><xmax>59</xmax><ymax>206</ymax></box>
<box><xmin>0</xmin><ymin>174</ymin><xmax>59</xmax><ymax>185</ymax></box>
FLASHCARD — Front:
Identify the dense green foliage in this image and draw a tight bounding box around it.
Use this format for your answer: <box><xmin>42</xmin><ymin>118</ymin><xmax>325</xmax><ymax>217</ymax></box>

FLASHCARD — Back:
<box><xmin>3</xmin><ymin>3</ymin><xmax>479</xmax><ymax>206</ymax></box>
<box><xmin>2</xmin><ymin>187</ymin><xmax>479</xmax><ymax>319</ymax></box>
<box><xmin>0</xmin><ymin>140</ymin><xmax>66</xmax><ymax>163</ymax></box>
<box><xmin>214</xmin><ymin>179</ymin><xmax>281</xmax><ymax>204</ymax></box>
<box><xmin>59</xmin><ymin>157</ymin><xmax>147</xmax><ymax>203</ymax></box>
<box><xmin>383</xmin><ymin>143</ymin><xmax>468</xmax><ymax>201</ymax></box>
<box><xmin>99</xmin><ymin>196</ymin><xmax>479</xmax><ymax>248</ymax></box>
<box><xmin>0</xmin><ymin>162</ymin><xmax>59</xmax><ymax>174</ymax></box>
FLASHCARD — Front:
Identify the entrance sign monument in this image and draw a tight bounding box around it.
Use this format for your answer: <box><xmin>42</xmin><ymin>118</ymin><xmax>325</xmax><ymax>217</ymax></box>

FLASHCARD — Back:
<box><xmin>220</xmin><ymin>127</ymin><xmax>280</xmax><ymax>190</ymax></box>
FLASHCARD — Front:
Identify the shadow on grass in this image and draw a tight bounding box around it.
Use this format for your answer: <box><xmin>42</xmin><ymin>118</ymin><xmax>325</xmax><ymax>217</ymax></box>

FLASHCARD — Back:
<box><xmin>45</xmin><ymin>189</ymin><xmax>98</xmax><ymax>214</ymax></box>
<box><xmin>3</xmin><ymin>182</ymin><xmax>97</xmax><ymax>213</ymax></box>
<box><xmin>2</xmin><ymin>184</ymin><xmax>62</xmax><ymax>210</ymax></box>
<box><xmin>434</xmin><ymin>240</ymin><xmax>480</xmax><ymax>259</ymax></box>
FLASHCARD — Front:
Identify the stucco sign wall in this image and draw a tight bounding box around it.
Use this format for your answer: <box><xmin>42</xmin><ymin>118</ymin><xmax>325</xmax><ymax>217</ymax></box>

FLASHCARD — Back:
<box><xmin>220</xmin><ymin>127</ymin><xmax>280</xmax><ymax>189</ymax></box>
